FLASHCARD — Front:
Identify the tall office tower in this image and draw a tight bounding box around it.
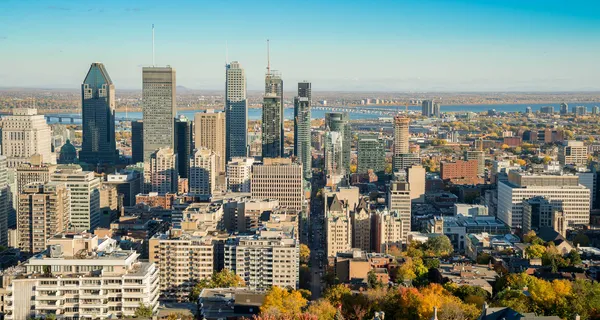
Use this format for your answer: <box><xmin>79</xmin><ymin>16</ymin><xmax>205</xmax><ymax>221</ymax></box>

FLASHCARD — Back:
<box><xmin>407</xmin><ymin>165</ymin><xmax>426</xmax><ymax>203</ymax></box>
<box><xmin>265</xmin><ymin>55</ymin><xmax>284</xmax><ymax>156</ymax></box>
<box><xmin>251</xmin><ymin>158</ymin><xmax>303</xmax><ymax>211</ymax></box>
<box><xmin>18</xmin><ymin>182</ymin><xmax>70</xmax><ymax>254</ymax></box>
<box><xmin>0</xmin><ymin>156</ymin><xmax>8</xmax><ymax>246</ymax></box>
<box><xmin>387</xmin><ymin>181</ymin><xmax>411</xmax><ymax>243</ymax></box>
<box><xmin>294</xmin><ymin>82</ymin><xmax>312</xmax><ymax>181</ymax></box>
<box><xmin>262</xmin><ymin>94</ymin><xmax>283</xmax><ymax>158</ymax></box>
<box><xmin>421</xmin><ymin>100</ymin><xmax>441</xmax><ymax>117</ymax></box>
<box><xmin>79</xmin><ymin>62</ymin><xmax>118</xmax><ymax>165</ymax></box>
<box><xmin>51</xmin><ymin>167</ymin><xmax>101</xmax><ymax>231</ymax></box>
<box><xmin>15</xmin><ymin>154</ymin><xmax>57</xmax><ymax>194</ymax></box>
<box><xmin>194</xmin><ymin>110</ymin><xmax>226</xmax><ymax>174</ymax></box>
<box><xmin>393</xmin><ymin>116</ymin><xmax>410</xmax><ymax>155</ymax></box>
<box><xmin>497</xmin><ymin>171</ymin><xmax>590</xmax><ymax>228</ymax></box>
<box><xmin>373</xmin><ymin>209</ymin><xmax>405</xmax><ymax>253</ymax></box>
<box><xmin>175</xmin><ymin>116</ymin><xmax>193</xmax><ymax>178</ymax></box>
<box><xmin>149</xmin><ymin>232</ymin><xmax>214</xmax><ymax>301</ymax></box>
<box><xmin>465</xmin><ymin>150</ymin><xmax>485</xmax><ymax>176</ymax></box>
<box><xmin>324</xmin><ymin>131</ymin><xmax>345</xmax><ymax>178</ymax></box>
<box><xmin>560</xmin><ymin>103</ymin><xmax>569</xmax><ymax>115</ymax></box>
<box><xmin>142</xmin><ymin>67</ymin><xmax>176</xmax><ymax>161</ymax></box>
<box><xmin>147</xmin><ymin>147</ymin><xmax>178</xmax><ymax>194</ymax></box>
<box><xmin>324</xmin><ymin>193</ymin><xmax>352</xmax><ymax>257</ymax></box>
<box><xmin>227</xmin><ymin>157</ymin><xmax>254</xmax><ymax>192</ymax></box>
<box><xmin>190</xmin><ymin>148</ymin><xmax>216</xmax><ymax>197</ymax></box>
<box><xmin>325</xmin><ymin>112</ymin><xmax>351</xmax><ymax>172</ymax></box>
<box><xmin>352</xmin><ymin>198</ymin><xmax>371</xmax><ymax>252</ymax></box>
<box><xmin>357</xmin><ymin>134</ymin><xmax>385</xmax><ymax>176</ymax></box>
<box><xmin>1</xmin><ymin>108</ymin><xmax>53</xmax><ymax>168</ymax></box>
<box><xmin>225</xmin><ymin>230</ymin><xmax>298</xmax><ymax>290</ymax></box>
<box><xmin>131</xmin><ymin>120</ymin><xmax>144</xmax><ymax>164</ymax></box>
<box><xmin>225</xmin><ymin>61</ymin><xmax>248</xmax><ymax>162</ymax></box>
<box><xmin>558</xmin><ymin>140</ymin><xmax>588</xmax><ymax>166</ymax></box>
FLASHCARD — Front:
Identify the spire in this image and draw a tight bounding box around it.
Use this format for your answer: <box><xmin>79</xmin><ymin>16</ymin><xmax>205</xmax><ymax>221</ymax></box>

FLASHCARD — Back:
<box><xmin>266</xmin><ymin>39</ymin><xmax>271</xmax><ymax>75</ymax></box>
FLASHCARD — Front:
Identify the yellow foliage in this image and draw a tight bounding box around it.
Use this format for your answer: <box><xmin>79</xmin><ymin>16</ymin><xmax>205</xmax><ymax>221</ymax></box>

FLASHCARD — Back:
<box><xmin>260</xmin><ymin>287</ymin><xmax>308</xmax><ymax>317</ymax></box>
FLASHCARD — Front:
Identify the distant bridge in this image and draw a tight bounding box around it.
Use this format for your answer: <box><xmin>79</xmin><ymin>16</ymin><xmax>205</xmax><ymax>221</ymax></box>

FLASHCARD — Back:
<box><xmin>312</xmin><ymin>106</ymin><xmax>400</xmax><ymax>117</ymax></box>
<box><xmin>0</xmin><ymin>113</ymin><xmax>138</xmax><ymax>123</ymax></box>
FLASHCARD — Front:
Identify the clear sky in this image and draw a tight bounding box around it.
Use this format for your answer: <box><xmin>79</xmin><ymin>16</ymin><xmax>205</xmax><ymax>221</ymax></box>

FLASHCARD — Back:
<box><xmin>1</xmin><ymin>0</ymin><xmax>599</xmax><ymax>91</ymax></box>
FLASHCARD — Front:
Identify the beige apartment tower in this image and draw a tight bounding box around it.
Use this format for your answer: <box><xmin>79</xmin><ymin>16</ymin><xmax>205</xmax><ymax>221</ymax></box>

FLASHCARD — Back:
<box><xmin>1</xmin><ymin>108</ymin><xmax>54</xmax><ymax>167</ymax></box>
<box><xmin>227</xmin><ymin>157</ymin><xmax>255</xmax><ymax>193</ymax></box>
<box><xmin>407</xmin><ymin>165</ymin><xmax>426</xmax><ymax>203</ymax></box>
<box><xmin>251</xmin><ymin>158</ymin><xmax>303</xmax><ymax>211</ymax></box>
<box><xmin>387</xmin><ymin>181</ymin><xmax>411</xmax><ymax>243</ymax></box>
<box><xmin>394</xmin><ymin>116</ymin><xmax>410</xmax><ymax>155</ymax></box>
<box><xmin>194</xmin><ymin>110</ymin><xmax>226</xmax><ymax>174</ymax></box>
<box><xmin>190</xmin><ymin>148</ymin><xmax>216</xmax><ymax>197</ymax></box>
<box><xmin>147</xmin><ymin>147</ymin><xmax>178</xmax><ymax>194</ymax></box>
<box><xmin>558</xmin><ymin>140</ymin><xmax>588</xmax><ymax>166</ymax></box>
<box><xmin>50</xmin><ymin>167</ymin><xmax>101</xmax><ymax>231</ymax></box>
<box><xmin>15</xmin><ymin>155</ymin><xmax>57</xmax><ymax>193</ymax></box>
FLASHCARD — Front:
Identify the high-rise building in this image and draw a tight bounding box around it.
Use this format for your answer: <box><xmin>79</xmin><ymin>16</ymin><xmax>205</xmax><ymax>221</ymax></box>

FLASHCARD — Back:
<box><xmin>351</xmin><ymin>198</ymin><xmax>371</xmax><ymax>252</ymax></box>
<box><xmin>1</xmin><ymin>108</ymin><xmax>53</xmax><ymax>168</ymax></box>
<box><xmin>560</xmin><ymin>103</ymin><xmax>569</xmax><ymax>115</ymax></box>
<box><xmin>147</xmin><ymin>147</ymin><xmax>178</xmax><ymax>194</ymax></box>
<box><xmin>325</xmin><ymin>112</ymin><xmax>351</xmax><ymax>172</ymax></box>
<box><xmin>573</xmin><ymin>105</ymin><xmax>587</xmax><ymax>117</ymax></box>
<box><xmin>393</xmin><ymin>116</ymin><xmax>410</xmax><ymax>155</ymax></box>
<box><xmin>407</xmin><ymin>165</ymin><xmax>426</xmax><ymax>203</ymax></box>
<box><xmin>393</xmin><ymin>153</ymin><xmax>421</xmax><ymax>172</ymax></box>
<box><xmin>540</xmin><ymin>106</ymin><xmax>554</xmax><ymax>114</ymax></box>
<box><xmin>593</xmin><ymin>106</ymin><xmax>600</xmax><ymax>115</ymax></box>
<box><xmin>225</xmin><ymin>230</ymin><xmax>298</xmax><ymax>290</ymax></box>
<box><xmin>522</xmin><ymin>196</ymin><xmax>558</xmax><ymax>235</ymax></box>
<box><xmin>262</xmin><ymin>94</ymin><xmax>283</xmax><ymax>159</ymax></box>
<box><xmin>142</xmin><ymin>67</ymin><xmax>176</xmax><ymax>161</ymax></box>
<box><xmin>251</xmin><ymin>158</ymin><xmax>303</xmax><ymax>211</ymax></box>
<box><xmin>175</xmin><ymin>116</ymin><xmax>193</xmax><ymax>178</ymax></box>
<box><xmin>225</xmin><ymin>61</ymin><xmax>248</xmax><ymax>162</ymax></box>
<box><xmin>18</xmin><ymin>182</ymin><xmax>70</xmax><ymax>254</ymax></box>
<box><xmin>227</xmin><ymin>157</ymin><xmax>254</xmax><ymax>193</ymax></box>
<box><xmin>465</xmin><ymin>150</ymin><xmax>485</xmax><ymax>176</ymax></box>
<box><xmin>324</xmin><ymin>131</ymin><xmax>345</xmax><ymax>179</ymax></box>
<box><xmin>15</xmin><ymin>155</ymin><xmax>57</xmax><ymax>194</ymax></box>
<box><xmin>79</xmin><ymin>62</ymin><xmax>118</xmax><ymax>164</ymax></box>
<box><xmin>105</xmin><ymin>171</ymin><xmax>142</xmax><ymax>207</ymax></box>
<box><xmin>526</xmin><ymin>106</ymin><xmax>533</xmax><ymax>114</ymax></box>
<box><xmin>194</xmin><ymin>110</ymin><xmax>226</xmax><ymax>174</ymax></box>
<box><xmin>294</xmin><ymin>81</ymin><xmax>312</xmax><ymax>181</ymax></box>
<box><xmin>357</xmin><ymin>134</ymin><xmax>385</xmax><ymax>176</ymax></box>
<box><xmin>131</xmin><ymin>120</ymin><xmax>144</xmax><ymax>164</ymax></box>
<box><xmin>190</xmin><ymin>148</ymin><xmax>216</xmax><ymax>198</ymax></box>
<box><xmin>422</xmin><ymin>100</ymin><xmax>441</xmax><ymax>117</ymax></box>
<box><xmin>324</xmin><ymin>193</ymin><xmax>352</xmax><ymax>257</ymax></box>
<box><xmin>373</xmin><ymin>209</ymin><xmax>405</xmax><ymax>253</ymax></box>
<box><xmin>387</xmin><ymin>181</ymin><xmax>411</xmax><ymax>243</ymax></box>
<box><xmin>0</xmin><ymin>156</ymin><xmax>8</xmax><ymax>246</ymax></box>
<box><xmin>50</xmin><ymin>167</ymin><xmax>101</xmax><ymax>231</ymax></box>
<box><xmin>558</xmin><ymin>140</ymin><xmax>588</xmax><ymax>166</ymax></box>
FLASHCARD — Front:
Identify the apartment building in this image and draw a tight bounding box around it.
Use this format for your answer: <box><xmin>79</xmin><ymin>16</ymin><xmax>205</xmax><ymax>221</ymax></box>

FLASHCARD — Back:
<box><xmin>50</xmin><ymin>167</ymin><xmax>101</xmax><ymax>232</ymax></box>
<box><xmin>251</xmin><ymin>158</ymin><xmax>303</xmax><ymax>211</ymax></box>
<box><xmin>325</xmin><ymin>194</ymin><xmax>352</xmax><ymax>257</ymax></box>
<box><xmin>558</xmin><ymin>140</ymin><xmax>588</xmax><ymax>166</ymax></box>
<box><xmin>226</xmin><ymin>157</ymin><xmax>254</xmax><ymax>193</ymax></box>
<box><xmin>387</xmin><ymin>181</ymin><xmax>411</xmax><ymax>243</ymax></box>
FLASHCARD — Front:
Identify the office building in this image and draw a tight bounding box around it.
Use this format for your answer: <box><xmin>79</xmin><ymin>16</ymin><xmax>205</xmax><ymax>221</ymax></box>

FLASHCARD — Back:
<box><xmin>324</xmin><ymin>131</ymin><xmax>345</xmax><ymax>179</ymax></box>
<box><xmin>225</xmin><ymin>230</ymin><xmax>298</xmax><ymax>290</ymax></box>
<box><xmin>324</xmin><ymin>194</ymin><xmax>352</xmax><ymax>257</ymax></box>
<box><xmin>560</xmin><ymin>103</ymin><xmax>569</xmax><ymax>115</ymax></box>
<box><xmin>440</xmin><ymin>160</ymin><xmax>480</xmax><ymax>184</ymax></box>
<box><xmin>225</xmin><ymin>61</ymin><xmax>248</xmax><ymax>162</ymax></box>
<box><xmin>593</xmin><ymin>106</ymin><xmax>600</xmax><ymax>115</ymax></box>
<box><xmin>573</xmin><ymin>105</ymin><xmax>587</xmax><ymax>116</ymax></box>
<box><xmin>425</xmin><ymin>214</ymin><xmax>510</xmax><ymax>251</ymax></box>
<box><xmin>131</xmin><ymin>120</ymin><xmax>144</xmax><ymax>164</ymax></box>
<box><xmin>190</xmin><ymin>148</ymin><xmax>216</xmax><ymax>198</ymax></box>
<box><xmin>3</xmin><ymin>233</ymin><xmax>159</xmax><ymax>320</ymax></box>
<box><xmin>1</xmin><ymin>108</ymin><xmax>53</xmax><ymax>168</ymax></box>
<box><xmin>325</xmin><ymin>112</ymin><xmax>351</xmax><ymax>172</ymax></box>
<box><xmin>387</xmin><ymin>181</ymin><xmax>411</xmax><ymax>243</ymax></box>
<box><xmin>351</xmin><ymin>199</ymin><xmax>371</xmax><ymax>252</ymax></box>
<box><xmin>142</xmin><ymin>67</ymin><xmax>176</xmax><ymax>161</ymax></box>
<box><xmin>357</xmin><ymin>134</ymin><xmax>385</xmax><ymax>176</ymax></box>
<box><xmin>497</xmin><ymin>171</ymin><xmax>591</xmax><ymax>228</ymax></box>
<box><xmin>105</xmin><ymin>171</ymin><xmax>142</xmax><ymax>207</ymax></box>
<box><xmin>522</xmin><ymin>196</ymin><xmax>559</xmax><ymax>235</ymax></box>
<box><xmin>558</xmin><ymin>140</ymin><xmax>588</xmax><ymax>166</ymax></box>
<box><xmin>261</xmin><ymin>93</ymin><xmax>283</xmax><ymax>158</ymax></box>
<box><xmin>465</xmin><ymin>150</ymin><xmax>485</xmax><ymax>176</ymax></box>
<box><xmin>147</xmin><ymin>147</ymin><xmax>178</xmax><ymax>194</ymax></box>
<box><xmin>539</xmin><ymin>106</ymin><xmax>554</xmax><ymax>114</ymax></box>
<box><xmin>294</xmin><ymin>81</ymin><xmax>312</xmax><ymax>181</ymax></box>
<box><xmin>79</xmin><ymin>62</ymin><xmax>118</xmax><ymax>164</ymax></box>
<box><xmin>0</xmin><ymin>156</ymin><xmax>7</xmax><ymax>246</ymax></box>
<box><xmin>373</xmin><ymin>209</ymin><xmax>405</xmax><ymax>253</ymax></box>
<box><xmin>422</xmin><ymin>100</ymin><xmax>441</xmax><ymax>117</ymax></box>
<box><xmin>407</xmin><ymin>165</ymin><xmax>426</xmax><ymax>203</ymax></box>
<box><xmin>393</xmin><ymin>153</ymin><xmax>421</xmax><ymax>172</ymax></box>
<box><xmin>251</xmin><ymin>158</ymin><xmax>303</xmax><ymax>211</ymax></box>
<box><xmin>227</xmin><ymin>157</ymin><xmax>254</xmax><ymax>193</ymax></box>
<box><xmin>175</xmin><ymin>116</ymin><xmax>193</xmax><ymax>179</ymax></box>
<box><xmin>149</xmin><ymin>232</ymin><xmax>214</xmax><ymax>301</ymax></box>
<box><xmin>15</xmin><ymin>155</ymin><xmax>57</xmax><ymax>194</ymax></box>
<box><xmin>18</xmin><ymin>182</ymin><xmax>70</xmax><ymax>254</ymax></box>
<box><xmin>50</xmin><ymin>167</ymin><xmax>101</xmax><ymax>231</ymax></box>
<box><xmin>194</xmin><ymin>110</ymin><xmax>226</xmax><ymax>174</ymax></box>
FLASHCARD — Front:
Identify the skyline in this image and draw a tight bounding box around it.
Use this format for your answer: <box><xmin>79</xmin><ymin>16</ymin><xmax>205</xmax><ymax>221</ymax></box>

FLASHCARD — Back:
<box><xmin>1</xmin><ymin>0</ymin><xmax>600</xmax><ymax>91</ymax></box>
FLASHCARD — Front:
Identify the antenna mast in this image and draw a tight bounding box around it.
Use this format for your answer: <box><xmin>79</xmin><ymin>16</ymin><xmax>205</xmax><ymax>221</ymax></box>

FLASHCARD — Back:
<box><xmin>152</xmin><ymin>24</ymin><xmax>155</xmax><ymax>67</ymax></box>
<box><xmin>267</xmin><ymin>39</ymin><xmax>270</xmax><ymax>75</ymax></box>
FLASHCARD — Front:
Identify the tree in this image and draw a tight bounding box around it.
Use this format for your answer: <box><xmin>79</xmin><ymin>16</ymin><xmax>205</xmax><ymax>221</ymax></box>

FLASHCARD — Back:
<box><xmin>189</xmin><ymin>269</ymin><xmax>245</xmax><ymax>301</ymax></box>
<box><xmin>368</xmin><ymin>270</ymin><xmax>382</xmax><ymax>288</ymax></box>
<box><xmin>525</xmin><ymin>244</ymin><xmax>546</xmax><ymax>258</ymax></box>
<box><xmin>134</xmin><ymin>303</ymin><xmax>154</xmax><ymax>318</ymax></box>
<box><xmin>523</xmin><ymin>230</ymin><xmax>538</xmax><ymax>243</ymax></box>
<box><xmin>424</xmin><ymin>235</ymin><xmax>454</xmax><ymax>257</ymax></box>
<box><xmin>260</xmin><ymin>287</ymin><xmax>307</xmax><ymax>317</ymax></box>
<box><xmin>323</xmin><ymin>284</ymin><xmax>351</xmax><ymax>306</ymax></box>
<box><xmin>45</xmin><ymin>315</ymin><xmax>57</xmax><ymax>320</ymax></box>
<box><xmin>573</xmin><ymin>231</ymin><xmax>590</xmax><ymax>247</ymax></box>
<box><xmin>567</xmin><ymin>249</ymin><xmax>582</xmax><ymax>266</ymax></box>
<box><xmin>476</xmin><ymin>253</ymin><xmax>492</xmax><ymax>264</ymax></box>
<box><xmin>306</xmin><ymin>299</ymin><xmax>337</xmax><ymax>320</ymax></box>
<box><xmin>300</xmin><ymin>244</ymin><xmax>311</xmax><ymax>265</ymax></box>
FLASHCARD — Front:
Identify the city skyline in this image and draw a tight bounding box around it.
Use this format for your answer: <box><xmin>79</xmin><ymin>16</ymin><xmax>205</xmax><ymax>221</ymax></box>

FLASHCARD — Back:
<box><xmin>1</xmin><ymin>1</ymin><xmax>600</xmax><ymax>91</ymax></box>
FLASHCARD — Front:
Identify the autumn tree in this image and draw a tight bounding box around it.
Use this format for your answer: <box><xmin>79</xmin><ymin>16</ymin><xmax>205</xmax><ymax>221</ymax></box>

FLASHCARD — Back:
<box><xmin>300</xmin><ymin>244</ymin><xmax>311</xmax><ymax>265</ymax></box>
<box><xmin>306</xmin><ymin>299</ymin><xmax>337</xmax><ymax>320</ymax></box>
<box><xmin>323</xmin><ymin>284</ymin><xmax>352</xmax><ymax>306</ymax></box>
<box><xmin>189</xmin><ymin>269</ymin><xmax>245</xmax><ymax>301</ymax></box>
<box><xmin>525</xmin><ymin>244</ymin><xmax>546</xmax><ymax>259</ymax></box>
<box><xmin>260</xmin><ymin>287</ymin><xmax>308</xmax><ymax>317</ymax></box>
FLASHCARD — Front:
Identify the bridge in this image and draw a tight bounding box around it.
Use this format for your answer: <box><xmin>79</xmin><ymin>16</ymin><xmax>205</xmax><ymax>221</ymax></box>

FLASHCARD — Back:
<box><xmin>311</xmin><ymin>106</ymin><xmax>403</xmax><ymax>117</ymax></box>
<box><xmin>0</xmin><ymin>113</ymin><xmax>138</xmax><ymax>123</ymax></box>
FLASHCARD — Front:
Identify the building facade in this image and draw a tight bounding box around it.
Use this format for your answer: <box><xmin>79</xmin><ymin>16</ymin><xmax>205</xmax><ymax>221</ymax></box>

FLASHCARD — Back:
<box><xmin>325</xmin><ymin>194</ymin><xmax>352</xmax><ymax>257</ymax></box>
<box><xmin>190</xmin><ymin>148</ymin><xmax>216</xmax><ymax>198</ymax></box>
<box><xmin>50</xmin><ymin>168</ymin><xmax>101</xmax><ymax>231</ymax></box>
<box><xmin>325</xmin><ymin>112</ymin><xmax>351</xmax><ymax>172</ymax></box>
<box><xmin>1</xmin><ymin>109</ymin><xmax>53</xmax><ymax>168</ymax></box>
<box><xmin>294</xmin><ymin>82</ymin><xmax>312</xmax><ymax>181</ymax></box>
<box><xmin>194</xmin><ymin>110</ymin><xmax>226</xmax><ymax>174</ymax></box>
<box><xmin>147</xmin><ymin>147</ymin><xmax>178</xmax><ymax>194</ymax></box>
<box><xmin>387</xmin><ymin>181</ymin><xmax>411</xmax><ymax>243</ymax></box>
<box><xmin>558</xmin><ymin>140</ymin><xmax>588</xmax><ymax>166</ymax></box>
<box><xmin>131</xmin><ymin>120</ymin><xmax>144</xmax><ymax>164</ymax></box>
<box><xmin>251</xmin><ymin>158</ymin><xmax>303</xmax><ymax>211</ymax></box>
<box><xmin>142</xmin><ymin>67</ymin><xmax>176</xmax><ymax>161</ymax></box>
<box><xmin>226</xmin><ymin>157</ymin><xmax>254</xmax><ymax>193</ymax></box>
<box><xmin>262</xmin><ymin>94</ymin><xmax>283</xmax><ymax>159</ymax></box>
<box><xmin>225</xmin><ymin>61</ymin><xmax>248</xmax><ymax>162</ymax></box>
<box><xmin>174</xmin><ymin>116</ymin><xmax>193</xmax><ymax>179</ymax></box>
<box><xmin>357</xmin><ymin>134</ymin><xmax>385</xmax><ymax>176</ymax></box>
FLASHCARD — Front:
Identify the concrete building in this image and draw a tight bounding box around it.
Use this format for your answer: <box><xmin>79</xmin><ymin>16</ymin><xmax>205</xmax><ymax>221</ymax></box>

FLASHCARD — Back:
<box><xmin>227</xmin><ymin>157</ymin><xmax>254</xmax><ymax>193</ymax></box>
<box><xmin>357</xmin><ymin>134</ymin><xmax>385</xmax><ymax>176</ymax></box>
<box><xmin>174</xmin><ymin>116</ymin><xmax>193</xmax><ymax>179</ymax></box>
<box><xmin>225</xmin><ymin>230</ymin><xmax>298</xmax><ymax>290</ymax></box>
<box><xmin>407</xmin><ymin>165</ymin><xmax>426</xmax><ymax>203</ymax></box>
<box><xmin>440</xmin><ymin>160</ymin><xmax>480</xmax><ymax>184</ymax></box>
<box><xmin>79</xmin><ymin>62</ymin><xmax>118</xmax><ymax>164</ymax></box>
<box><xmin>130</xmin><ymin>120</ymin><xmax>144</xmax><ymax>164</ymax></box>
<box><xmin>190</xmin><ymin>148</ymin><xmax>216</xmax><ymax>198</ymax></box>
<box><xmin>560</xmin><ymin>103</ymin><xmax>569</xmax><ymax>115</ymax></box>
<box><xmin>454</xmin><ymin>204</ymin><xmax>488</xmax><ymax>216</ymax></box>
<box><xmin>18</xmin><ymin>182</ymin><xmax>70</xmax><ymax>255</ymax></box>
<box><xmin>422</xmin><ymin>100</ymin><xmax>441</xmax><ymax>117</ymax></box>
<box><xmin>194</xmin><ymin>110</ymin><xmax>226</xmax><ymax>174</ymax></box>
<box><xmin>261</xmin><ymin>93</ymin><xmax>284</xmax><ymax>159</ymax></box>
<box><xmin>373</xmin><ymin>209</ymin><xmax>405</xmax><ymax>253</ymax></box>
<box><xmin>142</xmin><ymin>67</ymin><xmax>176</xmax><ymax>161</ymax></box>
<box><xmin>393</xmin><ymin>153</ymin><xmax>421</xmax><ymax>172</ymax></box>
<box><xmin>351</xmin><ymin>198</ymin><xmax>371</xmax><ymax>252</ymax></box>
<box><xmin>387</xmin><ymin>181</ymin><xmax>411</xmax><ymax>243</ymax></box>
<box><xmin>105</xmin><ymin>171</ymin><xmax>142</xmax><ymax>207</ymax></box>
<box><xmin>14</xmin><ymin>155</ymin><xmax>56</xmax><ymax>195</ymax></box>
<box><xmin>1</xmin><ymin>108</ymin><xmax>54</xmax><ymax>168</ymax></box>
<box><xmin>147</xmin><ymin>147</ymin><xmax>178</xmax><ymax>194</ymax></box>
<box><xmin>3</xmin><ymin>233</ymin><xmax>159</xmax><ymax>320</ymax></box>
<box><xmin>225</xmin><ymin>61</ymin><xmax>248</xmax><ymax>162</ymax></box>
<box><xmin>234</xmin><ymin>198</ymin><xmax>279</xmax><ymax>233</ymax></box>
<box><xmin>465</xmin><ymin>150</ymin><xmax>485</xmax><ymax>176</ymax></box>
<box><xmin>558</xmin><ymin>140</ymin><xmax>588</xmax><ymax>166</ymax></box>
<box><xmin>497</xmin><ymin>171</ymin><xmax>591</xmax><ymax>228</ymax></box>
<box><xmin>149</xmin><ymin>232</ymin><xmax>214</xmax><ymax>301</ymax></box>
<box><xmin>393</xmin><ymin>116</ymin><xmax>410</xmax><ymax>155</ymax></box>
<box><xmin>325</xmin><ymin>194</ymin><xmax>352</xmax><ymax>257</ymax></box>
<box><xmin>0</xmin><ymin>156</ymin><xmax>8</xmax><ymax>246</ymax></box>
<box><xmin>251</xmin><ymin>158</ymin><xmax>303</xmax><ymax>211</ymax></box>
<box><xmin>294</xmin><ymin>81</ymin><xmax>312</xmax><ymax>181</ymax></box>
<box><xmin>522</xmin><ymin>196</ymin><xmax>559</xmax><ymax>235</ymax></box>
<box><xmin>426</xmin><ymin>215</ymin><xmax>510</xmax><ymax>251</ymax></box>
<box><xmin>325</xmin><ymin>112</ymin><xmax>351</xmax><ymax>172</ymax></box>
<box><xmin>50</xmin><ymin>167</ymin><xmax>101</xmax><ymax>231</ymax></box>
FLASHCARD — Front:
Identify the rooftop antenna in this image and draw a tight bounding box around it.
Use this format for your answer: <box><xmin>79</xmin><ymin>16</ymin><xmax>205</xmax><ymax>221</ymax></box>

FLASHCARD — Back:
<box><xmin>266</xmin><ymin>39</ymin><xmax>270</xmax><ymax>75</ymax></box>
<box><xmin>152</xmin><ymin>24</ymin><xmax>155</xmax><ymax>67</ymax></box>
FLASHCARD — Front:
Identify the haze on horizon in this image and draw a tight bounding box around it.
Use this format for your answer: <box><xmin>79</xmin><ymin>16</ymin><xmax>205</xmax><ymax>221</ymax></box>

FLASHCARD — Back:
<box><xmin>1</xmin><ymin>0</ymin><xmax>599</xmax><ymax>92</ymax></box>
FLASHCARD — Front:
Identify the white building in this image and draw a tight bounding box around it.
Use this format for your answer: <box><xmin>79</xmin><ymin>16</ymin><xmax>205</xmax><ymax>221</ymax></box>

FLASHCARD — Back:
<box><xmin>190</xmin><ymin>148</ymin><xmax>216</xmax><ymax>197</ymax></box>
<box><xmin>558</xmin><ymin>140</ymin><xmax>588</xmax><ymax>166</ymax></box>
<box><xmin>226</xmin><ymin>157</ymin><xmax>254</xmax><ymax>193</ymax></box>
<box><xmin>0</xmin><ymin>108</ymin><xmax>54</xmax><ymax>167</ymax></box>
<box><xmin>50</xmin><ymin>167</ymin><xmax>101</xmax><ymax>231</ymax></box>
<box><xmin>146</xmin><ymin>147</ymin><xmax>178</xmax><ymax>194</ymax></box>
<box><xmin>388</xmin><ymin>181</ymin><xmax>411</xmax><ymax>243</ymax></box>
<box><xmin>324</xmin><ymin>193</ymin><xmax>352</xmax><ymax>257</ymax></box>
<box><xmin>224</xmin><ymin>230</ymin><xmax>298</xmax><ymax>290</ymax></box>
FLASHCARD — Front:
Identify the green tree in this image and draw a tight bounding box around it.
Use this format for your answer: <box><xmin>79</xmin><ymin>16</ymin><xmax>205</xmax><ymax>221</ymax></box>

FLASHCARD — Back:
<box><xmin>189</xmin><ymin>269</ymin><xmax>245</xmax><ymax>301</ymax></box>
<box><xmin>525</xmin><ymin>244</ymin><xmax>546</xmax><ymax>258</ymax></box>
<box><xmin>573</xmin><ymin>231</ymin><xmax>590</xmax><ymax>246</ymax></box>
<box><xmin>567</xmin><ymin>249</ymin><xmax>582</xmax><ymax>266</ymax></box>
<box><xmin>134</xmin><ymin>303</ymin><xmax>154</xmax><ymax>318</ymax></box>
<box><xmin>424</xmin><ymin>235</ymin><xmax>454</xmax><ymax>257</ymax></box>
<box><xmin>323</xmin><ymin>284</ymin><xmax>351</xmax><ymax>305</ymax></box>
<box><xmin>367</xmin><ymin>270</ymin><xmax>382</xmax><ymax>288</ymax></box>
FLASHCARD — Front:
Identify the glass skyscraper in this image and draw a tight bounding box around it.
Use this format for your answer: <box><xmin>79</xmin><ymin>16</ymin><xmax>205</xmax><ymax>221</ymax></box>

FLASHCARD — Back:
<box><xmin>262</xmin><ymin>93</ymin><xmax>283</xmax><ymax>159</ymax></box>
<box><xmin>142</xmin><ymin>67</ymin><xmax>176</xmax><ymax>161</ymax></box>
<box><xmin>294</xmin><ymin>81</ymin><xmax>312</xmax><ymax>180</ymax></box>
<box><xmin>225</xmin><ymin>61</ymin><xmax>248</xmax><ymax>161</ymax></box>
<box><xmin>325</xmin><ymin>112</ymin><xmax>351</xmax><ymax>173</ymax></box>
<box><xmin>265</xmin><ymin>71</ymin><xmax>284</xmax><ymax>156</ymax></box>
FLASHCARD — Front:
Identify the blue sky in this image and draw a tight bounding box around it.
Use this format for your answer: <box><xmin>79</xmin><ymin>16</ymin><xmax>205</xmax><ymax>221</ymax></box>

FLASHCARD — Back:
<box><xmin>0</xmin><ymin>0</ymin><xmax>599</xmax><ymax>91</ymax></box>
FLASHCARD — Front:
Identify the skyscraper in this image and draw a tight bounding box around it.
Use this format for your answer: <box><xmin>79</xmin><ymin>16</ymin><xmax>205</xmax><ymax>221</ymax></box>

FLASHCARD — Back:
<box><xmin>262</xmin><ymin>94</ymin><xmax>283</xmax><ymax>159</ymax></box>
<box><xmin>422</xmin><ymin>100</ymin><xmax>441</xmax><ymax>117</ymax></box>
<box><xmin>393</xmin><ymin>116</ymin><xmax>410</xmax><ymax>155</ymax></box>
<box><xmin>131</xmin><ymin>120</ymin><xmax>144</xmax><ymax>164</ymax></box>
<box><xmin>560</xmin><ymin>103</ymin><xmax>569</xmax><ymax>115</ymax></box>
<box><xmin>324</xmin><ymin>131</ymin><xmax>345</xmax><ymax>178</ymax></box>
<box><xmin>142</xmin><ymin>67</ymin><xmax>176</xmax><ymax>161</ymax></box>
<box><xmin>225</xmin><ymin>61</ymin><xmax>248</xmax><ymax>162</ymax></box>
<box><xmin>79</xmin><ymin>62</ymin><xmax>118</xmax><ymax>164</ymax></box>
<box><xmin>50</xmin><ymin>167</ymin><xmax>101</xmax><ymax>232</ymax></box>
<box><xmin>147</xmin><ymin>147</ymin><xmax>178</xmax><ymax>194</ymax></box>
<box><xmin>294</xmin><ymin>81</ymin><xmax>312</xmax><ymax>180</ymax></box>
<box><xmin>190</xmin><ymin>148</ymin><xmax>216</xmax><ymax>198</ymax></box>
<box><xmin>1</xmin><ymin>108</ymin><xmax>53</xmax><ymax>168</ymax></box>
<box><xmin>357</xmin><ymin>134</ymin><xmax>385</xmax><ymax>176</ymax></box>
<box><xmin>0</xmin><ymin>156</ymin><xmax>8</xmax><ymax>246</ymax></box>
<box><xmin>325</xmin><ymin>112</ymin><xmax>351</xmax><ymax>172</ymax></box>
<box><xmin>175</xmin><ymin>116</ymin><xmax>193</xmax><ymax>179</ymax></box>
<box><xmin>387</xmin><ymin>181</ymin><xmax>411</xmax><ymax>244</ymax></box>
<box><xmin>194</xmin><ymin>110</ymin><xmax>225</xmax><ymax>174</ymax></box>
